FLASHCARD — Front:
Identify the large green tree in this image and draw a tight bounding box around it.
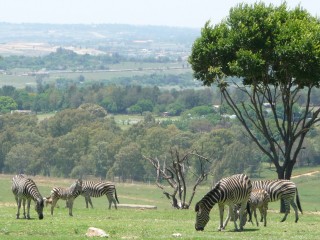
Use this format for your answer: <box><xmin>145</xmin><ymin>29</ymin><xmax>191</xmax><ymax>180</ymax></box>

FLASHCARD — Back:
<box><xmin>189</xmin><ymin>2</ymin><xmax>320</xmax><ymax>180</ymax></box>
<box><xmin>0</xmin><ymin>96</ymin><xmax>17</xmax><ymax>113</ymax></box>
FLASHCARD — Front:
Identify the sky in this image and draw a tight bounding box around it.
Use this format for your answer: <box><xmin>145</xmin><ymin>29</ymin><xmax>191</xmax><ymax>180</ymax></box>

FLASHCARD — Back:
<box><xmin>0</xmin><ymin>0</ymin><xmax>319</xmax><ymax>28</ymax></box>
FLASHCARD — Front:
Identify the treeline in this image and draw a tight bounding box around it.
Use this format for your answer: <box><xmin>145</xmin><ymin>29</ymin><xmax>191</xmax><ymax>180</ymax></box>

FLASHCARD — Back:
<box><xmin>2</xmin><ymin>79</ymin><xmax>320</xmax><ymax>117</ymax></box>
<box><xmin>0</xmin><ymin>47</ymin><xmax>175</xmax><ymax>71</ymax></box>
<box><xmin>0</xmin><ymin>82</ymin><xmax>220</xmax><ymax>117</ymax></box>
<box><xmin>1</xmin><ymin>104</ymin><xmax>320</xmax><ymax>182</ymax></box>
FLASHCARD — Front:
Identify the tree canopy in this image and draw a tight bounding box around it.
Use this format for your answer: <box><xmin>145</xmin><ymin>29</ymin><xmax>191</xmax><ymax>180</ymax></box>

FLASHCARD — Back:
<box><xmin>189</xmin><ymin>2</ymin><xmax>320</xmax><ymax>179</ymax></box>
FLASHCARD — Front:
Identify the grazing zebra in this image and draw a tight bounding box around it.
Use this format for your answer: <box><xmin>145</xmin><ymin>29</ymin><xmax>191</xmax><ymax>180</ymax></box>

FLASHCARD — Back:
<box><xmin>248</xmin><ymin>188</ymin><xmax>270</xmax><ymax>227</ymax></box>
<box><xmin>195</xmin><ymin>174</ymin><xmax>252</xmax><ymax>231</ymax></box>
<box><xmin>81</xmin><ymin>181</ymin><xmax>119</xmax><ymax>209</ymax></box>
<box><xmin>49</xmin><ymin>179</ymin><xmax>82</xmax><ymax>216</ymax></box>
<box><xmin>252</xmin><ymin>179</ymin><xmax>303</xmax><ymax>222</ymax></box>
<box><xmin>11</xmin><ymin>174</ymin><xmax>44</xmax><ymax>220</ymax></box>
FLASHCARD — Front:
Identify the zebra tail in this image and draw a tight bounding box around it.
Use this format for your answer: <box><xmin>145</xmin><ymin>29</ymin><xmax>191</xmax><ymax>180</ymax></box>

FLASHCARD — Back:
<box><xmin>114</xmin><ymin>188</ymin><xmax>119</xmax><ymax>204</ymax></box>
<box><xmin>296</xmin><ymin>188</ymin><xmax>303</xmax><ymax>214</ymax></box>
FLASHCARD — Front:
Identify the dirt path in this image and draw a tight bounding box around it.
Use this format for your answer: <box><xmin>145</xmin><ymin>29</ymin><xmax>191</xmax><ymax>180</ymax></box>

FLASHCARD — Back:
<box><xmin>291</xmin><ymin>170</ymin><xmax>320</xmax><ymax>179</ymax></box>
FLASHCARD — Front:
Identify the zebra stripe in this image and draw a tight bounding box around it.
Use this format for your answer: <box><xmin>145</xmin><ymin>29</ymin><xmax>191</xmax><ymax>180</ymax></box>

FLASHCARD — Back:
<box><xmin>252</xmin><ymin>179</ymin><xmax>303</xmax><ymax>222</ymax></box>
<box><xmin>248</xmin><ymin>188</ymin><xmax>270</xmax><ymax>227</ymax></box>
<box><xmin>81</xmin><ymin>181</ymin><xmax>119</xmax><ymax>209</ymax></box>
<box><xmin>49</xmin><ymin>179</ymin><xmax>82</xmax><ymax>216</ymax></box>
<box><xmin>195</xmin><ymin>174</ymin><xmax>252</xmax><ymax>231</ymax></box>
<box><xmin>11</xmin><ymin>174</ymin><xmax>44</xmax><ymax>220</ymax></box>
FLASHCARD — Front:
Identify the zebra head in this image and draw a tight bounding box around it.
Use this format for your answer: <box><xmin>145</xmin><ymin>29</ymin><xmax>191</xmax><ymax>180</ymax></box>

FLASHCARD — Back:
<box><xmin>195</xmin><ymin>201</ymin><xmax>210</xmax><ymax>231</ymax></box>
<box><xmin>233</xmin><ymin>203</ymin><xmax>248</xmax><ymax>226</ymax></box>
<box><xmin>74</xmin><ymin>178</ymin><xmax>83</xmax><ymax>193</ymax></box>
<box><xmin>35</xmin><ymin>198</ymin><xmax>44</xmax><ymax>220</ymax></box>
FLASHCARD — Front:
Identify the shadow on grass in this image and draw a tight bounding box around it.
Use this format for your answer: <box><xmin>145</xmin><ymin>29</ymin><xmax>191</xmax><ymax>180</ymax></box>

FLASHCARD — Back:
<box><xmin>16</xmin><ymin>217</ymin><xmax>39</xmax><ymax>221</ymax></box>
<box><xmin>240</xmin><ymin>228</ymin><xmax>260</xmax><ymax>232</ymax></box>
<box><xmin>203</xmin><ymin>228</ymin><xmax>260</xmax><ymax>233</ymax></box>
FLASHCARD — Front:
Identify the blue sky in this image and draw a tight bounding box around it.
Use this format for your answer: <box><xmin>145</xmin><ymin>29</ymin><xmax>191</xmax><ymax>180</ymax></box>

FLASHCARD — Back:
<box><xmin>0</xmin><ymin>0</ymin><xmax>318</xmax><ymax>28</ymax></box>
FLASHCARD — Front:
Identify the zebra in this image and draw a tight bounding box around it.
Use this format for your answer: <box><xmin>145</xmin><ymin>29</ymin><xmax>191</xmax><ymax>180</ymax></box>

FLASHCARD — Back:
<box><xmin>195</xmin><ymin>174</ymin><xmax>252</xmax><ymax>231</ymax></box>
<box><xmin>81</xmin><ymin>181</ymin><xmax>119</xmax><ymax>209</ymax></box>
<box><xmin>252</xmin><ymin>179</ymin><xmax>303</xmax><ymax>223</ymax></box>
<box><xmin>11</xmin><ymin>174</ymin><xmax>44</xmax><ymax>220</ymax></box>
<box><xmin>248</xmin><ymin>188</ymin><xmax>270</xmax><ymax>227</ymax></box>
<box><xmin>49</xmin><ymin>178</ymin><xmax>82</xmax><ymax>216</ymax></box>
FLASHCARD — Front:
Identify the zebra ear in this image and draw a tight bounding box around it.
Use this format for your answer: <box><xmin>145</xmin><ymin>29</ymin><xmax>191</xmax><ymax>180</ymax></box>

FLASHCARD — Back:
<box><xmin>195</xmin><ymin>202</ymin><xmax>199</xmax><ymax>212</ymax></box>
<box><xmin>195</xmin><ymin>202</ymin><xmax>202</xmax><ymax>213</ymax></box>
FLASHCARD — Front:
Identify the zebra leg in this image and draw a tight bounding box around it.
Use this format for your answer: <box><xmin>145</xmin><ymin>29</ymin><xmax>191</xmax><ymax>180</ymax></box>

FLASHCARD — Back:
<box><xmin>263</xmin><ymin>206</ymin><xmax>267</xmax><ymax>227</ymax></box>
<box><xmin>68</xmin><ymin>199</ymin><xmax>74</xmax><ymax>216</ymax></box>
<box><xmin>84</xmin><ymin>196</ymin><xmax>89</xmax><ymax>208</ymax></box>
<box><xmin>112</xmin><ymin>196</ymin><xmax>118</xmax><ymax>210</ymax></box>
<box><xmin>253</xmin><ymin>208</ymin><xmax>259</xmax><ymax>226</ymax></box>
<box><xmin>222</xmin><ymin>206</ymin><xmax>231</xmax><ymax>230</ymax></box>
<box><xmin>22</xmin><ymin>198</ymin><xmax>26</xmax><ymax>219</ymax></box>
<box><xmin>107</xmin><ymin>195</ymin><xmax>115</xmax><ymax>209</ymax></box>
<box><xmin>218</xmin><ymin>204</ymin><xmax>225</xmax><ymax>231</ymax></box>
<box><xmin>51</xmin><ymin>197</ymin><xmax>59</xmax><ymax>216</ymax></box>
<box><xmin>290</xmin><ymin>199</ymin><xmax>299</xmax><ymax>223</ymax></box>
<box><xmin>88</xmin><ymin>196</ymin><xmax>93</xmax><ymax>209</ymax></box>
<box><xmin>16</xmin><ymin>198</ymin><xmax>22</xmax><ymax>219</ymax></box>
<box><xmin>26</xmin><ymin>199</ymin><xmax>31</xmax><ymax>219</ymax></box>
<box><xmin>259</xmin><ymin>207</ymin><xmax>264</xmax><ymax>222</ymax></box>
<box><xmin>280</xmin><ymin>199</ymin><xmax>290</xmax><ymax>222</ymax></box>
<box><xmin>85</xmin><ymin>198</ymin><xmax>88</xmax><ymax>208</ymax></box>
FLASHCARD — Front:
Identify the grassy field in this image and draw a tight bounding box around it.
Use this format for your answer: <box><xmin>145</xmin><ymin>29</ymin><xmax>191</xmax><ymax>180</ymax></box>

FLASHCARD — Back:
<box><xmin>36</xmin><ymin>112</ymin><xmax>180</xmax><ymax>130</ymax></box>
<box><xmin>0</xmin><ymin>170</ymin><xmax>320</xmax><ymax>239</ymax></box>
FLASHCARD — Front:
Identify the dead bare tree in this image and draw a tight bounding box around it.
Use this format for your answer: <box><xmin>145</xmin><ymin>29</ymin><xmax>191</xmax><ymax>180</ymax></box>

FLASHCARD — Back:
<box><xmin>144</xmin><ymin>148</ymin><xmax>211</xmax><ymax>209</ymax></box>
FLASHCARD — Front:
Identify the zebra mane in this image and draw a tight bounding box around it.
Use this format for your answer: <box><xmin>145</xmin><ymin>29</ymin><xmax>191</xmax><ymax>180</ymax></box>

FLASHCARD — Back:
<box><xmin>197</xmin><ymin>182</ymin><xmax>221</xmax><ymax>210</ymax></box>
<box><xmin>213</xmin><ymin>181</ymin><xmax>221</xmax><ymax>190</ymax></box>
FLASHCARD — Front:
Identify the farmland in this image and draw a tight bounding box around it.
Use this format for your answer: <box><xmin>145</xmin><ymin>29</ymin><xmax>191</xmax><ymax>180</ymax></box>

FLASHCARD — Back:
<box><xmin>0</xmin><ymin>62</ymin><xmax>192</xmax><ymax>89</ymax></box>
<box><xmin>0</xmin><ymin>170</ymin><xmax>320</xmax><ymax>239</ymax></box>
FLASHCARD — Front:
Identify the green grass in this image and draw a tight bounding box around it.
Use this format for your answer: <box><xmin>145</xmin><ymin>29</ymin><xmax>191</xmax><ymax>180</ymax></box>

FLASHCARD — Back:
<box><xmin>0</xmin><ymin>172</ymin><xmax>320</xmax><ymax>239</ymax></box>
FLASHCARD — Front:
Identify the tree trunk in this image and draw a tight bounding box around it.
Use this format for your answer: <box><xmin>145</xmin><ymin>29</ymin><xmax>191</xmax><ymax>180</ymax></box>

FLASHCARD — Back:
<box><xmin>277</xmin><ymin>160</ymin><xmax>295</xmax><ymax>213</ymax></box>
<box><xmin>276</xmin><ymin>166</ymin><xmax>286</xmax><ymax>213</ymax></box>
<box><xmin>276</xmin><ymin>166</ymin><xmax>285</xmax><ymax>180</ymax></box>
<box><xmin>284</xmin><ymin>160</ymin><xmax>295</xmax><ymax>180</ymax></box>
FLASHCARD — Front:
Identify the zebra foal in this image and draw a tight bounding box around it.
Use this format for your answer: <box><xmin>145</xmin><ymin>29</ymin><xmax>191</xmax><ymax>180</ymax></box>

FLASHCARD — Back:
<box><xmin>252</xmin><ymin>179</ymin><xmax>302</xmax><ymax>222</ymax></box>
<box><xmin>11</xmin><ymin>174</ymin><xmax>44</xmax><ymax>220</ymax></box>
<box><xmin>81</xmin><ymin>181</ymin><xmax>119</xmax><ymax>209</ymax></box>
<box><xmin>195</xmin><ymin>174</ymin><xmax>252</xmax><ymax>231</ymax></box>
<box><xmin>248</xmin><ymin>188</ymin><xmax>270</xmax><ymax>227</ymax></box>
<box><xmin>49</xmin><ymin>178</ymin><xmax>82</xmax><ymax>216</ymax></box>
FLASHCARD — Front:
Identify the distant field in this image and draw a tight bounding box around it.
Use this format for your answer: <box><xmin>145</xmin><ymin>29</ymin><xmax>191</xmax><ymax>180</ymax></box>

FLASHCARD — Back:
<box><xmin>0</xmin><ymin>62</ymin><xmax>192</xmax><ymax>89</ymax></box>
<box><xmin>111</xmin><ymin>114</ymin><xmax>180</xmax><ymax>129</ymax></box>
<box><xmin>0</xmin><ymin>42</ymin><xmax>101</xmax><ymax>56</ymax></box>
<box><xmin>36</xmin><ymin>112</ymin><xmax>180</xmax><ymax>130</ymax></box>
<box><xmin>0</xmin><ymin>169</ymin><xmax>319</xmax><ymax>239</ymax></box>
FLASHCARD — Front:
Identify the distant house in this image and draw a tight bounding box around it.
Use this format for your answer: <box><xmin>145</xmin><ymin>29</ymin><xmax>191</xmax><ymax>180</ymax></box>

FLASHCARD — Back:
<box><xmin>11</xmin><ymin>110</ymin><xmax>33</xmax><ymax>114</ymax></box>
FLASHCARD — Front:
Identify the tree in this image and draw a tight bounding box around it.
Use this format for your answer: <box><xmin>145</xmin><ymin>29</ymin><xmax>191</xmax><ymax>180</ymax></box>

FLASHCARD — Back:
<box><xmin>4</xmin><ymin>143</ymin><xmax>41</xmax><ymax>175</ymax></box>
<box><xmin>136</xmin><ymin>99</ymin><xmax>154</xmax><ymax>114</ymax></box>
<box><xmin>189</xmin><ymin>2</ymin><xmax>320</xmax><ymax>180</ymax></box>
<box><xmin>0</xmin><ymin>96</ymin><xmax>17</xmax><ymax>113</ymax></box>
<box><xmin>144</xmin><ymin>148</ymin><xmax>211</xmax><ymax>209</ymax></box>
<box><xmin>113</xmin><ymin>143</ymin><xmax>145</xmax><ymax>182</ymax></box>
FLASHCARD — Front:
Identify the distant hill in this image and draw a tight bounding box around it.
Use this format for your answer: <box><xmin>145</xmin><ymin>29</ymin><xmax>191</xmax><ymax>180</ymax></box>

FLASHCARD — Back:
<box><xmin>0</xmin><ymin>22</ymin><xmax>200</xmax><ymax>55</ymax></box>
